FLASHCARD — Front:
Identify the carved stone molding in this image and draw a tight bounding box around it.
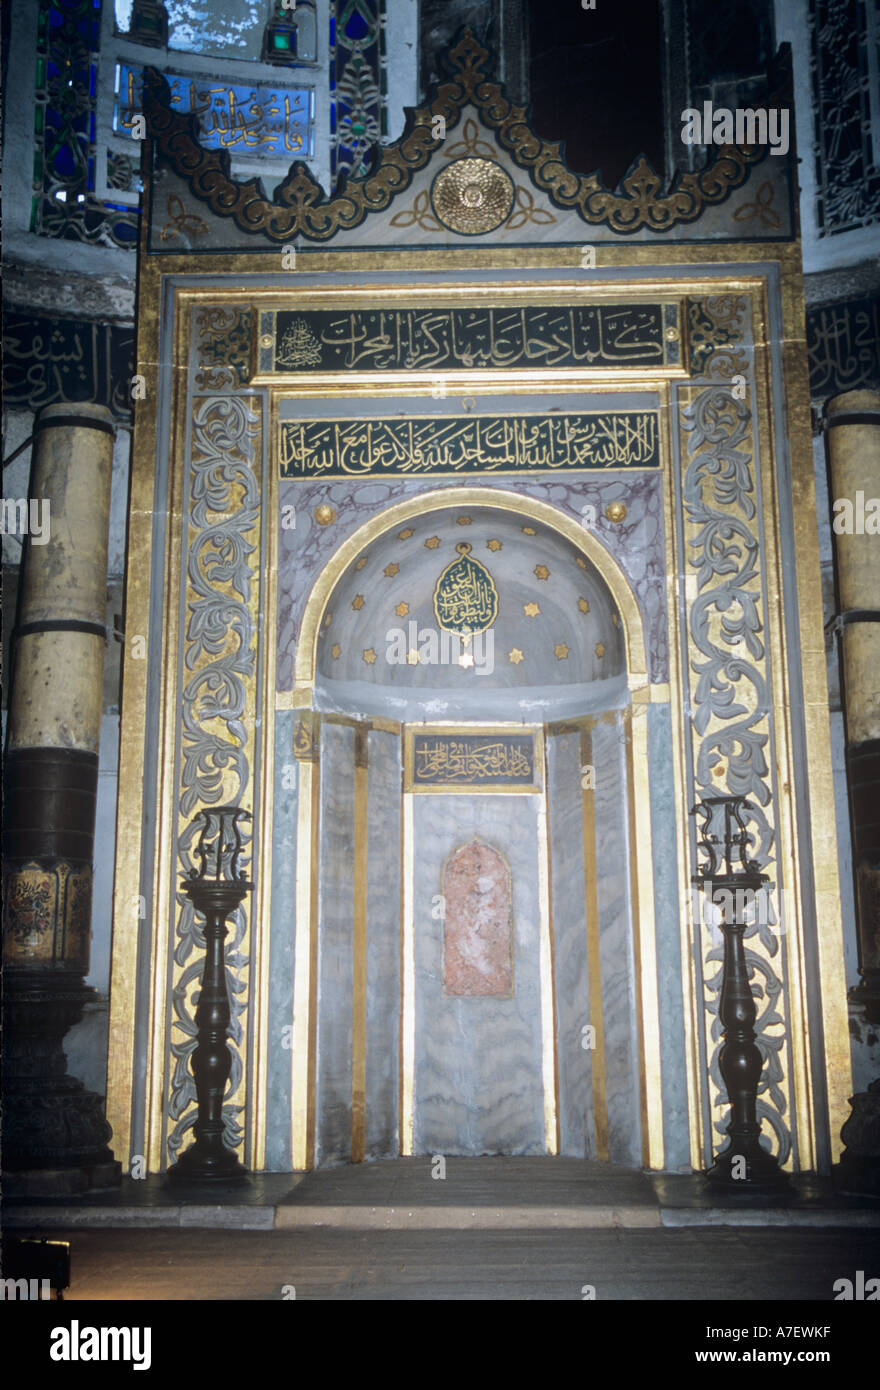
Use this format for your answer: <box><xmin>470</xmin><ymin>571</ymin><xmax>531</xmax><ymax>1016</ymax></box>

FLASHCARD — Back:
<box><xmin>144</xmin><ymin>29</ymin><xmax>772</xmax><ymax>243</ymax></box>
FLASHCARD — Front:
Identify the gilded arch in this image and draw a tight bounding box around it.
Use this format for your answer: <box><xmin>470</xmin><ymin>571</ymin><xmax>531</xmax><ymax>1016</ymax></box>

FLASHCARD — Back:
<box><xmin>292</xmin><ymin>486</ymin><xmax>649</xmax><ymax>695</ymax></box>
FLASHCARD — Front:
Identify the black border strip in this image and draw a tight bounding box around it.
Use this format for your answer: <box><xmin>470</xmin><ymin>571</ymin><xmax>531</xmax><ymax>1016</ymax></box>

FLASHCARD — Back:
<box><xmin>837</xmin><ymin>609</ymin><xmax>880</xmax><ymax>626</ymax></box>
<box><xmin>826</xmin><ymin>412</ymin><xmax>880</xmax><ymax>429</ymax></box>
<box><xmin>14</xmin><ymin>619</ymin><xmax>107</xmax><ymax>640</ymax></box>
<box><xmin>34</xmin><ymin>413</ymin><xmax>116</xmax><ymax>437</ymax></box>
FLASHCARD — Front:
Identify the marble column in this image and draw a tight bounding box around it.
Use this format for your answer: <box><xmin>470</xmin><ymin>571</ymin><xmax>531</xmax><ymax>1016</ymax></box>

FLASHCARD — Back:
<box><xmin>826</xmin><ymin>389</ymin><xmax>880</xmax><ymax>1194</ymax></box>
<box><xmin>2</xmin><ymin>403</ymin><xmax>121</xmax><ymax>1194</ymax></box>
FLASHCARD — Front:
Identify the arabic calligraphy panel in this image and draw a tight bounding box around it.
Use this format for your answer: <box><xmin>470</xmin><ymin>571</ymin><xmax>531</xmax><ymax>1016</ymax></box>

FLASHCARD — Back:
<box><xmin>2</xmin><ymin>312</ymin><xmax>135</xmax><ymax>421</ymax></box>
<box><xmin>805</xmin><ymin>296</ymin><xmax>880</xmax><ymax>399</ymax></box>
<box><xmin>115</xmin><ymin>64</ymin><xmax>313</xmax><ymax>161</ymax></box>
<box><xmin>265</xmin><ymin>303</ymin><xmax>678</xmax><ymax>374</ymax></box>
<box><xmin>279</xmin><ymin>412</ymin><xmax>660</xmax><ymax>478</ymax></box>
<box><xmin>406</xmin><ymin>730</ymin><xmax>540</xmax><ymax>793</ymax></box>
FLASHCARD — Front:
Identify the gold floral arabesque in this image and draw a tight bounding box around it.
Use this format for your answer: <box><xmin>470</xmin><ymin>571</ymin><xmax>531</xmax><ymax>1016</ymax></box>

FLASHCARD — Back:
<box><xmin>430</xmin><ymin>158</ymin><xmax>514</xmax><ymax>235</ymax></box>
<box><xmin>143</xmin><ymin>30</ymin><xmax>773</xmax><ymax>244</ymax></box>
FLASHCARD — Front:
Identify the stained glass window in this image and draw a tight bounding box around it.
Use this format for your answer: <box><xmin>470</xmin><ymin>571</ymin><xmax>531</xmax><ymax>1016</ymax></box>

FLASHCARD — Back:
<box><xmin>330</xmin><ymin>0</ymin><xmax>386</xmax><ymax>187</ymax></box>
<box><xmin>811</xmin><ymin>0</ymin><xmax>880</xmax><ymax>235</ymax></box>
<box><xmin>32</xmin><ymin>0</ymin><xmax>139</xmax><ymax>247</ymax></box>
<box><xmin>114</xmin><ymin>64</ymin><xmax>315</xmax><ymax>159</ymax></box>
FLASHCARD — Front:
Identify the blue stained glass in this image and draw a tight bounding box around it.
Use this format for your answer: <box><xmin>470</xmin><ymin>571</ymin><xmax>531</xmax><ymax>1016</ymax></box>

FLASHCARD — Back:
<box><xmin>331</xmin><ymin>0</ymin><xmax>385</xmax><ymax>187</ymax></box>
<box><xmin>33</xmin><ymin>0</ymin><xmax>138</xmax><ymax>247</ymax></box>
<box><xmin>55</xmin><ymin>144</ymin><xmax>76</xmax><ymax>176</ymax></box>
<box><xmin>345</xmin><ymin>11</ymin><xmax>368</xmax><ymax>39</ymax></box>
<box><xmin>114</xmin><ymin>64</ymin><xmax>314</xmax><ymax>161</ymax></box>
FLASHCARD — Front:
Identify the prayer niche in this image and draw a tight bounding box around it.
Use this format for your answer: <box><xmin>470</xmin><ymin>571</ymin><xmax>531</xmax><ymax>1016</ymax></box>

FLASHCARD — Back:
<box><xmin>443</xmin><ymin>840</ymin><xmax>513</xmax><ymax>998</ymax></box>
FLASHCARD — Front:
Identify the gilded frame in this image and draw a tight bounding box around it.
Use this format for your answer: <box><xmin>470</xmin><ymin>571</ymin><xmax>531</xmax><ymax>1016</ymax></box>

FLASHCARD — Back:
<box><xmin>107</xmin><ymin>237</ymin><xmax>850</xmax><ymax>1178</ymax></box>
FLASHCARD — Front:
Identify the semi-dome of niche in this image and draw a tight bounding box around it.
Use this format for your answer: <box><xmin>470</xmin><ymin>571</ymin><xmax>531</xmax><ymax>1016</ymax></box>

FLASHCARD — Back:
<box><xmin>314</xmin><ymin>505</ymin><xmax>627</xmax><ymax>721</ymax></box>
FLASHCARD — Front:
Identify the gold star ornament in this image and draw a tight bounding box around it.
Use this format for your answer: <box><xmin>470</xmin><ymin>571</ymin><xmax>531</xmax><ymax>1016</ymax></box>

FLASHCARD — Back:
<box><xmin>578</xmin><ymin>598</ymin><xmax>590</xmax><ymax>614</ymax></box>
<box><xmin>395</xmin><ymin>602</ymin><xmax>409</xmax><ymax>618</ymax></box>
<box><xmin>534</xmin><ymin>564</ymin><xmax>550</xmax><ymax>581</ymax></box>
<box><xmin>487</xmin><ymin>539</ymin><xmax>502</xmax><ymax>552</ymax></box>
<box><xmin>352</xmin><ymin>595</ymin><xmax>365</xmax><ymax>611</ymax></box>
<box><xmin>363</xmin><ymin>648</ymin><xmax>377</xmax><ymax>665</ymax></box>
<box><xmin>524</xmin><ymin>602</ymin><xmax>541</xmax><ymax>618</ymax></box>
<box><xmin>509</xmin><ymin>649</ymin><xmax>524</xmax><ymax>664</ymax></box>
<box><xmin>424</xmin><ymin>536</ymin><xmax>441</xmax><ymax>549</ymax></box>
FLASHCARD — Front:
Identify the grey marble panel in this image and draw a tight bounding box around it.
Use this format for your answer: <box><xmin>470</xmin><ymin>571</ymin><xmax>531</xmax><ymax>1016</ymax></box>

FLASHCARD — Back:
<box><xmin>548</xmin><ymin>732</ymin><xmax>594</xmax><ymax>1157</ymax></box>
<box><xmin>365</xmin><ymin>728</ymin><xmax>402</xmax><ymax>1158</ymax></box>
<box><xmin>647</xmin><ymin>702</ymin><xmax>690</xmax><ymax>1172</ymax></box>
<box><xmin>412</xmin><ymin>795</ymin><xmax>546</xmax><ymax>1155</ymax></box>
<box><xmin>593</xmin><ymin>714</ymin><xmax>642</xmax><ymax>1167</ymax></box>
<box><xmin>315</xmin><ymin>722</ymin><xmax>355</xmax><ymax>1165</ymax></box>
<box><xmin>265</xmin><ymin>711</ymin><xmax>298</xmax><ymax>1170</ymax></box>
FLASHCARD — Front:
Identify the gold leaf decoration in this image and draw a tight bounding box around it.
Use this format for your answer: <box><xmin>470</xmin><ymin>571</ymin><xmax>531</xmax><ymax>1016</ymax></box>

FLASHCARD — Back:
<box><xmin>144</xmin><ymin>30</ymin><xmax>772</xmax><ymax>245</ymax></box>
<box><xmin>506</xmin><ymin>184</ymin><xmax>557</xmax><ymax>229</ymax></box>
<box><xmin>390</xmin><ymin>188</ymin><xmax>442</xmax><ymax>232</ymax></box>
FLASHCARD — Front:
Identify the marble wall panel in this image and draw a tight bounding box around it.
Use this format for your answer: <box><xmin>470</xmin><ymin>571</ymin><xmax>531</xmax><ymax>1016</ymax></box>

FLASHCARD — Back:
<box><xmin>412</xmin><ymin>794</ymin><xmax>546</xmax><ymax>1155</ymax></box>
<box><xmin>265</xmin><ymin>712</ymin><xmax>299</xmax><ymax>1169</ymax></box>
<box><xmin>548</xmin><ymin>732</ymin><xmax>594</xmax><ymax>1157</ymax></box>
<box><xmin>593</xmin><ymin>714</ymin><xmax>642</xmax><ymax>1166</ymax></box>
<box><xmin>364</xmin><ymin>728</ymin><xmax>402</xmax><ymax>1157</ymax></box>
<box><xmin>315</xmin><ymin>721</ymin><xmax>355</xmax><ymax>1164</ymax></box>
<box><xmin>647</xmin><ymin>702</ymin><xmax>690</xmax><ymax>1171</ymax></box>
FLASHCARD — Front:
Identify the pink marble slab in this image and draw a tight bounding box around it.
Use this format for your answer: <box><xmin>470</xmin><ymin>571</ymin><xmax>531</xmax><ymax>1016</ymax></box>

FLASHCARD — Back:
<box><xmin>443</xmin><ymin>839</ymin><xmax>513</xmax><ymax>997</ymax></box>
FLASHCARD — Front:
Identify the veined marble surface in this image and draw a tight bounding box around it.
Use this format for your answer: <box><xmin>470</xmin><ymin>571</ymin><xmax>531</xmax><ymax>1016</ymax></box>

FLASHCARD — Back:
<box><xmin>412</xmin><ymin>794</ymin><xmax>546</xmax><ymax>1155</ymax></box>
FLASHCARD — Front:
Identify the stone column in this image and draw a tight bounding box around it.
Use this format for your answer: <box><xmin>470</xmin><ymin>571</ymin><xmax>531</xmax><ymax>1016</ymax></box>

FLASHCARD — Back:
<box><xmin>2</xmin><ymin>403</ymin><xmax>121</xmax><ymax>1194</ymax></box>
<box><xmin>826</xmin><ymin>389</ymin><xmax>880</xmax><ymax>1194</ymax></box>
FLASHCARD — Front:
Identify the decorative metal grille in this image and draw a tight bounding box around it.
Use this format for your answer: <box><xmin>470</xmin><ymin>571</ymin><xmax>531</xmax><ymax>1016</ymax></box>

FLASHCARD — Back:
<box><xmin>32</xmin><ymin>0</ymin><xmax>139</xmax><ymax>248</ymax></box>
<box><xmin>810</xmin><ymin>0</ymin><xmax>880</xmax><ymax>234</ymax></box>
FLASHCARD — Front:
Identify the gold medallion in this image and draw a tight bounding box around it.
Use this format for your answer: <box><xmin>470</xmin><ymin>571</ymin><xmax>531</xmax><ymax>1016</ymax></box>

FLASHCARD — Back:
<box><xmin>430</xmin><ymin>158</ymin><xmax>514</xmax><ymax>236</ymax></box>
<box><xmin>433</xmin><ymin>542</ymin><xmax>499</xmax><ymax>633</ymax></box>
